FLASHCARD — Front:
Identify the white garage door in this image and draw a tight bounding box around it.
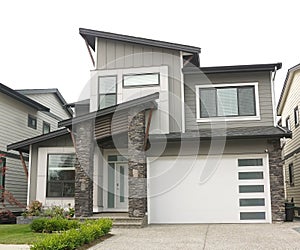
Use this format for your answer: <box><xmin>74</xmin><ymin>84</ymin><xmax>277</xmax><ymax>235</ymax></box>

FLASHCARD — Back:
<box><xmin>147</xmin><ymin>154</ymin><xmax>271</xmax><ymax>224</ymax></box>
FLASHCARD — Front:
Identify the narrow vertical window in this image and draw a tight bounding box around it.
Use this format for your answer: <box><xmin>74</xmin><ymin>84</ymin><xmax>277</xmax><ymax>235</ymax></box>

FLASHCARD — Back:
<box><xmin>98</xmin><ymin>76</ymin><xmax>117</xmax><ymax>110</ymax></box>
<box><xmin>294</xmin><ymin>106</ymin><xmax>299</xmax><ymax>127</ymax></box>
<box><xmin>43</xmin><ymin>122</ymin><xmax>50</xmax><ymax>134</ymax></box>
<box><xmin>289</xmin><ymin>163</ymin><xmax>294</xmax><ymax>187</ymax></box>
<box><xmin>28</xmin><ymin>115</ymin><xmax>37</xmax><ymax>129</ymax></box>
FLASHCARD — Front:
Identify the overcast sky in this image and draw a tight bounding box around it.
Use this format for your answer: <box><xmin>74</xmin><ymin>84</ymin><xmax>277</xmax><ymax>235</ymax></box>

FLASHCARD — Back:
<box><xmin>0</xmin><ymin>0</ymin><xmax>299</xmax><ymax>104</ymax></box>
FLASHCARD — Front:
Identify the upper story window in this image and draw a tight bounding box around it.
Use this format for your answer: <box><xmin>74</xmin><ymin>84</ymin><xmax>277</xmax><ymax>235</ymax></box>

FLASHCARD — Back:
<box><xmin>294</xmin><ymin>106</ymin><xmax>299</xmax><ymax>128</ymax></box>
<box><xmin>123</xmin><ymin>73</ymin><xmax>160</xmax><ymax>87</ymax></box>
<box><xmin>46</xmin><ymin>154</ymin><xmax>76</xmax><ymax>197</ymax></box>
<box><xmin>98</xmin><ymin>76</ymin><xmax>117</xmax><ymax>109</ymax></box>
<box><xmin>28</xmin><ymin>115</ymin><xmax>37</xmax><ymax>129</ymax></box>
<box><xmin>196</xmin><ymin>83</ymin><xmax>259</xmax><ymax>122</ymax></box>
<box><xmin>43</xmin><ymin>121</ymin><xmax>50</xmax><ymax>134</ymax></box>
<box><xmin>286</xmin><ymin>116</ymin><xmax>291</xmax><ymax>131</ymax></box>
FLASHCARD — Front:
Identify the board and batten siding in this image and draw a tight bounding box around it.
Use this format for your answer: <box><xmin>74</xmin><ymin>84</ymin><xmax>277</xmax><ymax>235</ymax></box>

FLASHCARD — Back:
<box><xmin>184</xmin><ymin>71</ymin><xmax>274</xmax><ymax>130</ymax></box>
<box><xmin>280</xmin><ymin>70</ymin><xmax>300</xmax><ymax>206</ymax></box>
<box><xmin>23</xmin><ymin>93</ymin><xmax>71</xmax><ymax>120</ymax></box>
<box><xmin>96</xmin><ymin>38</ymin><xmax>182</xmax><ymax>132</ymax></box>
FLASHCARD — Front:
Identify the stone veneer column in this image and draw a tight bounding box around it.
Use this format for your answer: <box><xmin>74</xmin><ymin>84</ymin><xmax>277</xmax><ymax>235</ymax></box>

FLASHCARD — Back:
<box><xmin>268</xmin><ymin>139</ymin><xmax>285</xmax><ymax>221</ymax></box>
<box><xmin>73</xmin><ymin>121</ymin><xmax>94</xmax><ymax>217</ymax></box>
<box><xmin>128</xmin><ymin>108</ymin><xmax>147</xmax><ymax>217</ymax></box>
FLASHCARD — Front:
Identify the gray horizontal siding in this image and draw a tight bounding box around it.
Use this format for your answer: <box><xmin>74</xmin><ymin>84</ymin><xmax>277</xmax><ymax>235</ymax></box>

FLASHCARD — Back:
<box><xmin>184</xmin><ymin>71</ymin><xmax>274</xmax><ymax>130</ymax></box>
<box><xmin>24</xmin><ymin>93</ymin><xmax>71</xmax><ymax>120</ymax></box>
<box><xmin>96</xmin><ymin>38</ymin><xmax>182</xmax><ymax>132</ymax></box>
<box><xmin>3</xmin><ymin>157</ymin><xmax>28</xmax><ymax>212</ymax></box>
<box><xmin>284</xmin><ymin>153</ymin><xmax>300</xmax><ymax>206</ymax></box>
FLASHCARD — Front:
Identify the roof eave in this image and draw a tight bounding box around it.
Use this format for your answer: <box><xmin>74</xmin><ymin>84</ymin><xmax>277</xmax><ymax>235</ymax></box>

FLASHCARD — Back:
<box><xmin>79</xmin><ymin>28</ymin><xmax>201</xmax><ymax>54</ymax></box>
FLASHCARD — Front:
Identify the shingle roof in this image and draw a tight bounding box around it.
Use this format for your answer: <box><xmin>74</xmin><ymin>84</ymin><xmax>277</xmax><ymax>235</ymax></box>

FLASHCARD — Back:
<box><xmin>0</xmin><ymin>83</ymin><xmax>49</xmax><ymax>111</ymax></box>
<box><xmin>7</xmin><ymin>128</ymin><xmax>69</xmax><ymax>153</ymax></box>
<box><xmin>58</xmin><ymin>92</ymin><xmax>159</xmax><ymax>128</ymax></box>
<box><xmin>150</xmin><ymin>126</ymin><xmax>291</xmax><ymax>141</ymax></box>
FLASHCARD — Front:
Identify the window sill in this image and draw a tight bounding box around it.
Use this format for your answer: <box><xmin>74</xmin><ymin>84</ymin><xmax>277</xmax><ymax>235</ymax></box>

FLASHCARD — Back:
<box><xmin>196</xmin><ymin>116</ymin><xmax>261</xmax><ymax>123</ymax></box>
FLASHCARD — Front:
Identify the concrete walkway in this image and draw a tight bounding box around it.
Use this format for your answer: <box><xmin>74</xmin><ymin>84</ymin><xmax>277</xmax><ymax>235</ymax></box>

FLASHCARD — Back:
<box><xmin>90</xmin><ymin>222</ymin><xmax>300</xmax><ymax>249</ymax></box>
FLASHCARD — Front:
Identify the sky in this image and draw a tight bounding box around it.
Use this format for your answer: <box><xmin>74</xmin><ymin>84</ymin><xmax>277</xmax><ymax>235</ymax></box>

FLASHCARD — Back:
<box><xmin>0</xmin><ymin>0</ymin><xmax>299</xmax><ymax>104</ymax></box>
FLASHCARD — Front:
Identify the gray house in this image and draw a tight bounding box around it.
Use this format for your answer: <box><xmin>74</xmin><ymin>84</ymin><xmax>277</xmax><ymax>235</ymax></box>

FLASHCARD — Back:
<box><xmin>0</xmin><ymin>83</ymin><xmax>72</xmax><ymax>212</ymax></box>
<box><xmin>8</xmin><ymin>28</ymin><xmax>290</xmax><ymax>224</ymax></box>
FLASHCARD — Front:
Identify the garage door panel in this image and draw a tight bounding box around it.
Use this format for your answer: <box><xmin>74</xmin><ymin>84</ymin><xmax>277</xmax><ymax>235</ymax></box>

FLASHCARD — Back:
<box><xmin>148</xmin><ymin>155</ymin><xmax>270</xmax><ymax>224</ymax></box>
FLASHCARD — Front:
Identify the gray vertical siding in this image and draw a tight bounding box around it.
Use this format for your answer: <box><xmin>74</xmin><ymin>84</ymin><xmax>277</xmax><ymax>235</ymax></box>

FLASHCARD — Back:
<box><xmin>184</xmin><ymin>71</ymin><xmax>274</xmax><ymax>130</ymax></box>
<box><xmin>96</xmin><ymin>38</ymin><xmax>183</xmax><ymax>132</ymax></box>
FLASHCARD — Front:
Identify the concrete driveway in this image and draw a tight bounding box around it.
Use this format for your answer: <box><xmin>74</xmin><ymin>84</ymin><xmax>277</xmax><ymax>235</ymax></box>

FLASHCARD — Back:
<box><xmin>90</xmin><ymin>222</ymin><xmax>300</xmax><ymax>249</ymax></box>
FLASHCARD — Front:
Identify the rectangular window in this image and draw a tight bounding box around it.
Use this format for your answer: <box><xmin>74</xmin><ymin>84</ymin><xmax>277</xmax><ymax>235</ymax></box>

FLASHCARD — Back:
<box><xmin>289</xmin><ymin>163</ymin><xmax>294</xmax><ymax>187</ymax></box>
<box><xmin>123</xmin><ymin>73</ymin><xmax>159</xmax><ymax>87</ymax></box>
<box><xmin>47</xmin><ymin>154</ymin><xmax>76</xmax><ymax>197</ymax></box>
<box><xmin>238</xmin><ymin>172</ymin><xmax>263</xmax><ymax>180</ymax></box>
<box><xmin>238</xmin><ymin>158</ymin><xmax>263</xmax><ymax>167</ymax></box>
<box><xmin>43</xmin><ymin>122</ymin><xmax>50</xmax><ymax>134</ymax></box>
<box><xmin>240</xmin><ymin>212</ymin><xmax>265</xmax><ymax>220</ymax></box>
<box><xmin>98</xmin><ymin>76</ymin><xmax>117</xmax><ymax>110</ymax></box>
<box><xmin>0</xmin><ymin>157</ymin><xmax>6</xmax><ymax>202</ymax></box>
<box><xmin>286</xmin><ymin>117</ymin><xmax>291</xmax><ymax>130</ymax></box>
<box><xmin>28</xmin><ymin>115</ymin><xmax>37</xmax><ymax>129</ymax></box>
<box><xmin>294</xmin><ymin>106</ymin><xmax>299</xmax><ymax>127</ymax></box>
<box><xmin>239</xmin><ymin>185</ymin><xmax>264</xmax><ymax>193</ymax></box>
<box><xmin>198</xmin><ymin>84</ymin><xmax>257</xmax><ymax>119</ymax></box>
<box><xmin>239</xmin><ymin>198</ymin><xmax>265</xmax><ymax>207</ymax></box>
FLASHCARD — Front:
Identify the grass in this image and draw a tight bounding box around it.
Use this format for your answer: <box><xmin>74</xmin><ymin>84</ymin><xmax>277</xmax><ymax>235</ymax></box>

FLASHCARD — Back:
<box><xmin>0</xmin><ymin>224</ymin><xmax>45</xmax><ymax>244</ymax></box>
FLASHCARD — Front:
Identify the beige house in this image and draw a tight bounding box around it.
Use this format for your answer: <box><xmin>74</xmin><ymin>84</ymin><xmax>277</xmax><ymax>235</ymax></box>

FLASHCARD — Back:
<box><xmin>277</xmin><ymin>63</ymin><xmax>300</xmax><ymax>206</ymax></box>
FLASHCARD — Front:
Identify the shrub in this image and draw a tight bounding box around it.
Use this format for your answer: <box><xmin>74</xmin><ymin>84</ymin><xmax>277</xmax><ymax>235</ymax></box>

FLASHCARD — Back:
<box><xmin>31</xmin><ymin>218</ymin><xmax>112</xmax><ymax>250</ymax></box>
<box><xmin>31</xmin><ymin>217</ymin><xmax>80</xmax><ymax>233</ymax></box>
<box><xmin>23</xmin><ymin>200</ymin><xmax>43</xmax><ymax>217</ymax></box>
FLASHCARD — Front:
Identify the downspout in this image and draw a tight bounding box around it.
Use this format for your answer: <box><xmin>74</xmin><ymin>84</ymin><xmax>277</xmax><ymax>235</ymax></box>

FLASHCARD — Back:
<box><xmin>271</xmin><ymin>66</ymin><xmax>278</xmax><ymax>127</ymax></box>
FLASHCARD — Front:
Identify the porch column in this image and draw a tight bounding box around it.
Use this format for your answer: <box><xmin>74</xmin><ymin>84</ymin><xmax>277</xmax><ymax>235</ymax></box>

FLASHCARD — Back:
<box><xmin>268</xmin><ymin>139</ymin><xmax>285</xmax><ymax>221</ymax></box>
<box><xmin>73</xmin><ymin>121</ymin><xmax>94</xmax><ymax>217</ymax></box>
<box><xmin>128</xmin><ymin>108</ymin><xmax>147</xmax><ymax>217</ymax></box>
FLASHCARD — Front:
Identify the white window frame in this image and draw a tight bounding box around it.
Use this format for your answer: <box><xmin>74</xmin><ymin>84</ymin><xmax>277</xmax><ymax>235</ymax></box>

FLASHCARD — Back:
<box><xmin>195</xmin><ymin>82</ymin><xmax>260</xmax><ymax>122</ymax></box>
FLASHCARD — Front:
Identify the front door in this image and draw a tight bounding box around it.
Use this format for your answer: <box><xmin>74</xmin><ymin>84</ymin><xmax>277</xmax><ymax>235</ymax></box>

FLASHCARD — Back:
<box><xmin>107</xmin><ymin>162</ymin><xmax>128</xmax><ymax>210</ymax></box>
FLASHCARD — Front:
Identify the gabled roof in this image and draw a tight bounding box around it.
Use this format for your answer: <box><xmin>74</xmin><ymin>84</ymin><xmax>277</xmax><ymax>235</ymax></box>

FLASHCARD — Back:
<box><xmin>150</xmin><ymin>126</ymin><xmax>291</xmax><ymax>141</ymax></box>
<box><xmin>17</xmin><ymin>88</ymin><xmax>73</xmax><ymax>116</ymax></box>
<box><xmin>277</xmin><ymin>63</ymin><xmax>300</xmax><ymax>115</ymax></box>
<box><xmin>59</xmin><ymin>92</ymin><xmax>159</xmax><ymax>128</ymax></box>
<box><xmin>0</xmin><ymin>83</ymin><xmax>49</xmax><ymax>111</ymax></box>
<box><xmin>183</xmin><ymin>63</ymin><xmax>282</xmax><ymax>74</ymax></box>
<box><xmin>7</xmin><ymin>128</ymin><xmax>69</xmax><ymax>153</ymax></box>
<box><xmin>79</xmin><ymin>28</ymin><xmax>201</xmax><ymax>54</ymax></box>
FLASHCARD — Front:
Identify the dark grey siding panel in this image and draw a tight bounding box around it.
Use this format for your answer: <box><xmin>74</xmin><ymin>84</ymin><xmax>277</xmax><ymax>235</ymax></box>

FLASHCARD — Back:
<box><xmin>96</xmin><ymin>38</ymin><xmax>183</xmax><ymax>132</ymax></box>
<box><xmin>184</xmin><ymin>72</ymin><xmax>274</xmax><ymax>130</ymax></box>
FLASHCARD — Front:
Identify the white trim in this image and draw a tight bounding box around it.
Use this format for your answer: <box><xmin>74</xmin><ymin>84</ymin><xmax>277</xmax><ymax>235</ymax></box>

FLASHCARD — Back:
<box><xmin>27</xmin><ymin>145</ymin><xmax>32</xmax><ymax>206</ymax></box>
<box><xmin>147</xmin><ymin>157</ymin><xmax>151</xmax><ymax>224</ymax></box>
<box><xmin>180</xmin><ymin>51</ymin><xmax>186</xmax><ymax>133</ymax></box>
<box><xmin>102</xmin><ymin>149</ymin><xmax>128</xmax><ymax>212</ymax></box>
<box><xmin>195</xmin><ymin>82</ymin><xmax>261</xmax><ymax>122</ymax></box>
<box><xmin>270</xmin><ymin>71</ymin><xmax>277</xmax><ymax>126</ymax></box>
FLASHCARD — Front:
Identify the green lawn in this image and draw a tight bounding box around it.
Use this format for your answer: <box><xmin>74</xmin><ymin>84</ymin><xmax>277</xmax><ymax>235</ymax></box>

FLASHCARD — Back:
<box><xmin>0</xmin><ymin>224</ymin><xmax>45</xmax><ymax>244</ymax></box>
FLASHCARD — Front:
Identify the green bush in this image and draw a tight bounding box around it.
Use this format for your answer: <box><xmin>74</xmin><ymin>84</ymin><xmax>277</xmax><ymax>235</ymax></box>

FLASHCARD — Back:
<box><xmin>30</xmin><ymin>218</ymin><xmax>112</xmax><ymax>250</ymax></box>
<box><xmin>31</xmin><ymin>218</ymin><xmax>80</xmax><ymax>233</ymax></box>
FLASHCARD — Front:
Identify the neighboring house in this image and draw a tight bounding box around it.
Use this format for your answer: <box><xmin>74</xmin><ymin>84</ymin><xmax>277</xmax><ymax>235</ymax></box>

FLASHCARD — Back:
<box><xmin>0</xmin><ymin>83</ymin><xmax>72</xmax><ymax>212</ymax></box>
<box><xmin>277</xmin><ymin>63</ymin><xmax>300</xmax><ymax>206</ymax></box>
<box><xmin>8</xmin><ymin>28</ymin><xmax>290</xmax><ymax>224</ymax></box>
